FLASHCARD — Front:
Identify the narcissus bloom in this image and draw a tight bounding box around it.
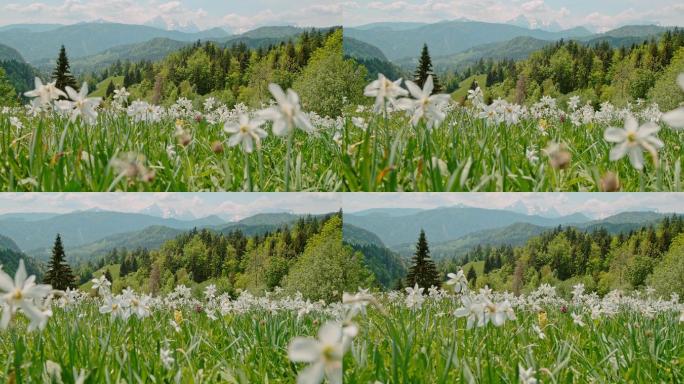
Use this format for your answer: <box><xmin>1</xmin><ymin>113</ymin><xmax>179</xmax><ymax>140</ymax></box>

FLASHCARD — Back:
<box><xmin>604</xmin><ymin>115</ymin><xmax>663</xmax><ymax>170</ymax></box>
<box><xmin>288</xmin><ymin>322</ymin><xmax>347</xmax><ymax>384</ymax></box>
<box><xmin>224</xmin><ymin>114</ymin><xmax>268</xmax><ymax>153</ymax></box>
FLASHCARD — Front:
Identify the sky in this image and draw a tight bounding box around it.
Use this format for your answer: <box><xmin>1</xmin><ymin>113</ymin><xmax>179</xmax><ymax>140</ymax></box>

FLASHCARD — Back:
<box><xmin>0</xmin><ymin>0</ymin><xmax>343</xmax><ymax>33</ymax></box>
<box><xmin>0</xmin><ymin>193</ymin><xmax>341</xmax><ymax>221</ymax></box>
<box><xmin>343</xmin><ymin>0</ymin><xmax>684</xmax><ymax>31</ymax></box>
<box><xmin>1</xmin><ymin>0</ymin><xmax>682</xmax><ymax>33</ymax></box>
<box><xmin>342</xmin><ymin>193</ymin><xmax>684</xmax><ymax>219</ymax></box>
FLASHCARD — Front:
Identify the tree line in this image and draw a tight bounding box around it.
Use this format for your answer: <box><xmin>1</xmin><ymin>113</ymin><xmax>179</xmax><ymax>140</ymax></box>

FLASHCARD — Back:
<box><xmin>439</xmin><ymin>215</ymin><xmax>684</xmax><ymax>297</ymax></box>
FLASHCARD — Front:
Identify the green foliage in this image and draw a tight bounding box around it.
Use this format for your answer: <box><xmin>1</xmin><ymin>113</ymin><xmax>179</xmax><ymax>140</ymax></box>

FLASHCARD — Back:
<box><xmin>413</xmin><ymin>44</ymin><xmax>441</xmax><ymax>91</ymax></box>
<box><xmin>442</xmin><ymin>215</ymin><xmax>684</xmax><ymax>294</ymax></box>
<box><xmin>0</xmin><ymin>67</ymin><xmax>17</xmax><ymax>106</ymax></box>
<box><xmin>283</xmin><ymin>216</ymin><xmax>374</xmax><ymax>302</ymax></box>
<box><xmin>43</xmin><ymin>234</ymin><xmax>76</xmax><ymax>290</ymax></box>
<box><xmin>647</xmin><ymin>233</ymin><xmax>684</xmax><ymax>297</ymax></box>
<box><xmin>455</xmin><ymin>29</ymin><xmax>684</xmax><ymax>105</ymax></box>
<box><xmin>405</xmin><ymin>230</ymin><xmax>440</xmax><ymax>288</ymax></box>
<box><xmin>52</xmin><ymin>45</ymin><xmax>78</xmax><ymax>92</ymax></box>
<box><xmin>293</xmin><ymin>30</ymin><xmax>368</xmax><ymax>117</ymax></box>
<box><xmin>648</xmin><ymin>47</ymin><xmax>684</xmax><ymax>110</ymax></box>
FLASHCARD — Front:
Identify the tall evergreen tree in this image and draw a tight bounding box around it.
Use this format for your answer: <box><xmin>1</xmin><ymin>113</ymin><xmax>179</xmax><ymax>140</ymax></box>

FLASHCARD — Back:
<box><xmin>44</xmin><ymin>234</ymin><xmax>76</xmax><ymax>290</ymax></box>
<box><xmin>405</xmin><ymin>230</ymin><xmax>440</xmax><ymax>288</ymax></box>
<box><xmin>0</xmin><ymin>67</ymin><xmax>17</xmax><ymax>106</ymax></box>
<box><xmin>466</xmin><ymin>267</ymin><xmax>477</xmax><ymax>284</ymax></box>
<box><xmin>414</xmin><ymin>43</ymin><xmax>441</xmax><ymax>92</ymax></box>
<box><xmin>52</xmin><ymin>45</ymin><xmax>77</xmax><ymax>93</ymax></box>
<box><xmin>105</xmin><ymin>80</ymin><xmax>116</xmax><ymax>99</ymax></box>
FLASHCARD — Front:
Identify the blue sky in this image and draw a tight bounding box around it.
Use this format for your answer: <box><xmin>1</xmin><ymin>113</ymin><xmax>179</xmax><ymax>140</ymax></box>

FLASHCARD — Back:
<box><xmin>0</xmin><ymin>193</ymin><xmax>341</xmax><ymax>220</ymax></box>
<box><xmin>1</xmin><ymin>0</ymin><xmax>682</xmax><ymax>32</ymax></box>
<box><xmin>342</xmin><ymin>193</ymin><xmax>684</xmax><ymax>219</ymax></box>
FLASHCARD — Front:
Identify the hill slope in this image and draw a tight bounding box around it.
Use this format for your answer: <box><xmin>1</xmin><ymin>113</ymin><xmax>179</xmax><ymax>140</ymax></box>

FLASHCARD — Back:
<box><xmin>0</xmin><ymin>22</ymin><xmax>230</xmax><ymax>62</ymax></box>
<box><xmin>345</xmin><ymin>20</ymin><xmax>592</xmax><ymax>61</ymax></box>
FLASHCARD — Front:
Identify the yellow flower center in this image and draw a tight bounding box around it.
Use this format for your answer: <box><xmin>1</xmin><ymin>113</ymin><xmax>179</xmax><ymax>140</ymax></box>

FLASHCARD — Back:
<box><xmin>627</xmin><ymin>132</ymin><xmax>637</xmax><ymax>143</ymax></box>
<box><xmin>10</xmin><ymin>288</ymin><xmax>23</xmax><ymax>301</ymax></box>
<box><xmin>240</xmin><ymin>125</ymin><xmax>249</xmax><ymax>134</ymax></box>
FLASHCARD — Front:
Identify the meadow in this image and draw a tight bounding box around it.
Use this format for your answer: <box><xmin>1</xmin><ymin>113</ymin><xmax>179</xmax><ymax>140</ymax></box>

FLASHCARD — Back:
<box><xmin>1</xmin><ymin>262</ymin><xmax>682</xmax><ymax>384</ymax></box>
<box><xmin>1</xmin><ymin>74</ymin><xmax>684</xmax><ymax>192</ymax></box>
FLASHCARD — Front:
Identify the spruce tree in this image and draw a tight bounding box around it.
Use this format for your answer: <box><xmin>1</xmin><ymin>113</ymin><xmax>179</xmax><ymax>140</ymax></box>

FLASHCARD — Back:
<box><xmin>414</xmin><ymin>43</ymin><xmax>441</xmax><ymax>92</ymax></box>
<box><xmin>52</xmin><ymin>45</ymin><xmax>77</xmax><ymax>93</ymax></box>
<box><xmin>103</xmin><ymin>269</ymin><xmax>114</xmax><ymax>283</ymax></box>
<box><xmin>44</xmin><ymin>234</ymin><xmax>76</xmax><ymax>290</ymax></box>
<box><xmin>105</xmin><ymin>80</ymin><xmax>116</xmax><ymax>99</ymax></box>
<box><xmin>466</xmin><ymin>267</ymin><xmax>477</xmax><ymax>284</ymax></box>
<box><xmin>405</xmin><ymin>230</ymin><xmax>440</xmax><ymax>288</ymax></box>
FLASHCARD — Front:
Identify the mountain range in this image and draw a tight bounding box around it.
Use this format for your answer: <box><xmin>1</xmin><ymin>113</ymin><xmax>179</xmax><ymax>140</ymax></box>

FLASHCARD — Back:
<box><xmin>0</xmin><ymin>22</ymin><xmax>231</xmax><ymax>63</ymax></box>
<box><xmin>0</xmin><ymin>210</ymin><xmax>317</xmax><ymax>263</ymax></box>
<box><xmin>344</xmin><ymin>21</ymin><xmax>673</xmax><ymax>73</ymax></box>
<box><xmin>344</xmin><ymin>207</ymin><xmax>673</xmax><ymax>259</ymax></box>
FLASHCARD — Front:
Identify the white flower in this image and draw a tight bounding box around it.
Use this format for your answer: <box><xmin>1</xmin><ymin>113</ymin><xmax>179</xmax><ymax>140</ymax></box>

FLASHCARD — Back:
<box><xmin>661</xmin><ymin>74</ymin><xmax>684</xmax><ymax>129</ymax></box>
<box><xmin>9</xmin><ymin>116</ymin><xmax>23</xmax><ymax>131</ymax></box>
<box><xmin>160</xmin><ymin>347</ymin><xmax>175</xmax><ymax>369</ymax></box>
<box><xmin>364</xmin><ymin>73</ymin><xmax>408</xmax><ymax>113</ymax></box>
<box><xmin>351</xmin><ymin>116</ymin><xmax>367</xmax><ymax>131</ymax></box>
<box><xmin>467</xmin><ymin>87</ymin><xmax>484</xmax><ymax>106</ymax></box>
<box><xmin>446</xmin><ymin>270</ymin><xmax>468</xmax><ymax>294</ymax></box>
<box><xmin>113</xmin><ymin>87</ymin><xmax>130</xmax><ymax>103</ymax></box>
<box><xmin>679</xmin><ymin>309</ymin><xmax>684</xmax><ymax>323</ymax></box>
<box><xmin>56</xmin><ymin>82</ymin><xmax>102</xmax><ymax>125</ymax></box>
<box><xmin>405</xmin><ymin>284</ymin><xmax>425</xmax><ymax>309</ymax></box>
<box><xmin>288</xmin><ymin>322</ymin><xmax>346</xmax><ymax>384</ymax></box>
<box><xmin>604</xmin><ymin>115</ymin><xmax>663</xmax><ymax>170</ymax></box>
<box><xmin>571</xmin><ymin>312</ymin><xmax>585</xmax><ymax>327</ymax></box>
<box><xmin>532</xmin><ymin>324</ymin><xmax>546</xmax><ymax>340</ymax></box>
<box><xmin>99</xmin><ymin>296</ymin><xmax>127</xmax><ymax>319</ymax></box>
<box><xmin>396</xmin><ymin>76</ymin><xmax>451</xmax><ymax>128</ymax></box>
<box><xmin>0</xmin><ymin>260</ymin><xmax>53</xmax><ymax>330</ymax></box>
<box><xmin>224</xmin><ymin>114</ymin><xmax>268</xmax><ymax>153</ymax></box>
<box><xmin>526</xmin><ymin>148</ymin><xmax>539</xmax><ymax>163</ymax></box>
<box><xmin>454</xmin><ymin>295</ymin><xmax>484</xmax><ymax>329</ymax></box>
<box><xmin>91</xmin><ymin>275</ymin><xmax>111</xmax><ymax>296</ymax></box>
<box><xmin>24</xmin><ymin>77</ymin><xmax>66</xmax><ymax>106</ymax></box>
<box><xmin>260</xmin><ymin>84</ymin><xmax>314</xmax><ymax>137</ymax></box>
<box><xmin>519</xmin><ymin>365</ymin><xmax>537</xmax><ymax>384</ymax></box>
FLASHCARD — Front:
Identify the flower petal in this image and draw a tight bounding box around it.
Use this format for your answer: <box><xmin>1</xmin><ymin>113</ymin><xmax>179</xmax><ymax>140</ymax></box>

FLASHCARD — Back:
<box><xmin>288</xmin><ymin>338</ymin><xmax>320</xmax><ymax>362</ymax></box>
<box><xmin>662</xmin><ymin>108</ymin><xmax>684</xmax><ymax>129</ymax></box>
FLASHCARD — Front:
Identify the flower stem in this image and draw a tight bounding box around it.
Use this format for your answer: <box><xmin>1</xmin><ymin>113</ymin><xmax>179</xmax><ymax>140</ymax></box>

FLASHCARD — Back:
<box><xmin>244</xmin><ymin>151</ymin><xmax>252</xmax><ymax>192</ymax></box>
<box><xmin>285</xmin><ymin>132</ymin><xmax>293</xmax><ymax>192</ymax></box>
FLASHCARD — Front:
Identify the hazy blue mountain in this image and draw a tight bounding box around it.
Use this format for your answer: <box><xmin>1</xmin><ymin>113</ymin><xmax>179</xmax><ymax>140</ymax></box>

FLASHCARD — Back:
<box><xmin>233</xmin><ymin>212</ymin><xmax>301</xmax><ymax>227</ymax></box>
<box><xmin>342</xmin><ymin>223</ymin><xmax>386</xmax><ymax>247</ymax></box>
<box><xmin>400</xmin><ymin>36</ymin><xmax>551</xmax><ymax>72</ymax></box>
<box><xmin>343</xmin><ymin>223</ymin><xmax>407</xmax><ymax>288</ymax></box>
<box><xmin>0</xmin><ymin>211</ymin><xmax>227</xmax><ymax>251</ymax></box>
<box><xmin>0</xmin><ymin>24</ymin><xmax>64</xmax><ymax>33</ymax></box>
<box><xmin>350</xmin><ymin>22</ymin><xmax>430</xmax><ymax>31</ymax></box>
<box><xmin>592</xmin><ymin>25</ymin><xmax>669</xmax><ymax>39</ymax></box>
<box><xmin>0</xmin><ymin>234</ymin><xmax>21</xmax><ymax>252</ymax></box>
<box><xmin>0</xmin><ymin>22</ymin><xmax>231</xmax><ymax>62</ymax></box>
<box><xmin>343</xmin><ymin>37</ymin><xmax>388</xmax><ymax>61</ymax></box>
<box><xmin>345</xmin><ymin>20</ymin><xmax>593</xmax><ymax>61</ymax></box>
<box><xmin>372</xmin><ymin>210</ymin><xmax>674</xmax><ymax>259</ymax></box>
<box><xmin>345</xmin><ymin>206</ymin><xmax>591</xmax><ymax>248</ymax></box>
<box><xmin>349</xmin><ymin>208</ymin><xmax>427</xmax><ymax>217</ymax></box>
<box><xmin>35</xmin><ymin>37</ymin><xmax>191</xmax><ymax>73</ymax></box>
<box><xmin>239</xmin><ymin>26</ymin><xmax>307</xmax><ymax>39</ymax></box>
<box><xmin>0</xmin><ymin>43</ymin><xmax>25</xmax><ymax>62</ymax></box>
<box><xmin>0</xmin><ymin>212</ymin><xmax>60</xmax><ymax>221</ymax></box>
<box><xmin>28</xmin><ymin>225</ymin><xmax>185</xmax><ymax>263</ymax></box>
<box><xmin>393</xmin><ymin>222</ymin><xmax>551</xmax><ymax>258</ymax></box>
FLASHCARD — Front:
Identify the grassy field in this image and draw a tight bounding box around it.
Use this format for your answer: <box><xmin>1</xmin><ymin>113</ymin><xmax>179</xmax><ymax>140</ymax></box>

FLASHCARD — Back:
<box><xmin>1</xmin><ymin>278</ymin><xmax>682</xmax><ymax>383</ymax></box>
<box><xmin>2</xmin><ymin>76</ymin><xmax>683</xmax><ymax>192</ymax></box>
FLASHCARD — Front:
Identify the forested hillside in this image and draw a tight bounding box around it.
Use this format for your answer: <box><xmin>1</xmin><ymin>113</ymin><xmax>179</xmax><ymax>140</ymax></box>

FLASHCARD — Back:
<box><xmin>449</xmin><ymin>28</ymin><xmax>684</xmax><ymax>107</ymax></box>
<box><xmin>76</xmin><ymin>213</ymin><xmax>374</xmax><ymax>301</ymax></box>
<box><xmin>439</xmin><ymin>215</ymin><xmax>684</xmax><ymax>297</ymax></box>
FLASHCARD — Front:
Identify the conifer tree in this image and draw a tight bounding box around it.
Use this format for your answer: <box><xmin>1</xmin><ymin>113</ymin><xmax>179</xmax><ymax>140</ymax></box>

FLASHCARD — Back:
<box><xmin>52</xmin><ymin>45</ymin><xmax>78</xmax><ymax>93</ymax></box>
<box><xmin>405</xmin><ymin>230</ymin><xmax>440</xmax><ymax>288</ymax></box>
<box><xmin>414</xmin><ymin>43</ymin><xmax>441</xmax><ymax>92</ymax></box>
<box><xmin>466</xmin><ymin>267</ymin><xmax>477</xmax><ymax>284</ymax></box>
<box><xmin>44</xmin><ymin>234</ymin><xmax>76</xmax><ymax>290</ymax></box>
<box><xmin>103</xmin><ymin>269</ymin><xmax>113</xmax><ymax>284</ymax></box>
<box><xmin>105</xmin><ymin>80</ymin><xmax>115</xmax><ymax>99</ymax></box>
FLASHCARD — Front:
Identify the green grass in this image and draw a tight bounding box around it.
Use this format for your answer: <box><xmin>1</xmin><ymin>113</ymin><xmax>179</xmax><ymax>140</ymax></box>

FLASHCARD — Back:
<box><xmin>337</xmin><ymin>108</ymin><xmax>684</xmax><ymax>192</ymax></box>
<box><xmin>0</xmin><ymin>290</ymin><xmax>681</xmax><ymax>383</ymax></box>
<box><xmin>451</xmin><ymin>74</ymin><xmax>488</xmax><ymax>101</ymax></box>
<box><xmin>80</xmin><ymin>264</ymin><xmax>120</xmax><ymax>291</ymax></box>
<box><xmin>0</xmin><ymin>112</ymin><xmax>341</xmax><ymax>192</ymax></box>
<box><xmin>89</xmin><ymin>76</ymin><xmax>124</xmax><ymax>98</ymax></box>
<box><xmin>1</xmin><ymin>100</ymin><xmax>683</xmax><ymax>192</ymax></box>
